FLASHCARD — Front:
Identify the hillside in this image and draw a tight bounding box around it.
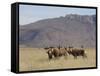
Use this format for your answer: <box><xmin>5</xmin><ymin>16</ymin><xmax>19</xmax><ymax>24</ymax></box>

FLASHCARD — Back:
<box><xmin>19</xmin><ymin>14</ymin><xmax>96</xmax><ymax>48</ymax></box>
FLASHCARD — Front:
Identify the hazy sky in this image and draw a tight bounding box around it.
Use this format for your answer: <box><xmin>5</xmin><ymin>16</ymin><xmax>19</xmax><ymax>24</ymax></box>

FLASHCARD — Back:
<box><xmin>19</xmin><ymin>4</ymin><xmax>96</xmax><ymax>25</ymax></box>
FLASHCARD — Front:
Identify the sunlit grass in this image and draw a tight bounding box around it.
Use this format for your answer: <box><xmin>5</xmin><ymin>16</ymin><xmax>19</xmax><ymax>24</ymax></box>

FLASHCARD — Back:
<box><xmin>19</xmin><ymin>48</ymin><xmax>96</xmax><ymax>71</ymax></box>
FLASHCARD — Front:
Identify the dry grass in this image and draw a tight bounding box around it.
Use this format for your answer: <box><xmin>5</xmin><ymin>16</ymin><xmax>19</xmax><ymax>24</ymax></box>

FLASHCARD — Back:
<box><xmin>19</xmin><ymin>48</ymin><xmax>96</xmax><ymax>71</ymax></box>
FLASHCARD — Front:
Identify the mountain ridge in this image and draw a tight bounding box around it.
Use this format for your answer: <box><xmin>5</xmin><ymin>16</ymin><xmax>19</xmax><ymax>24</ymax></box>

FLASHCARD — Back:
<box><xmin>19</xmin><ymin>14</ymin><xmax>96</xmax><ymax>48</ymax></box>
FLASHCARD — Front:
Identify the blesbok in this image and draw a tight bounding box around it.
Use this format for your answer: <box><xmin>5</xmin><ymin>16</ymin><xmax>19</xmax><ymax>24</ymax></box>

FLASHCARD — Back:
<box><xmin>66</xmin><ymin>46</ymin><xmax>87</xmax><ymax>59</ymax></box>
<box><xmin>45</xmin><ymin>46</ymin><xmax>68</xmax><ymax>60</ymax></box>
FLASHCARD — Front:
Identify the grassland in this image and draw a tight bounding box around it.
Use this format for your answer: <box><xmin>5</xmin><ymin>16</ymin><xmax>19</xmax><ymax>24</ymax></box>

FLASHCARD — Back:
<box><xmin>19</xmin><ymin>48</ymin><xmax>96</xmax><ymax>71</ymax></box>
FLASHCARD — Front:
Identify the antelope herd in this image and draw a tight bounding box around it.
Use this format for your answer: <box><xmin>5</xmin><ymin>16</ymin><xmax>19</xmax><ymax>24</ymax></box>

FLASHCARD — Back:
<box><xmin>44</xmin><ymin>46</ymin><xmax>87</xmax><ymax>60</ymax></box>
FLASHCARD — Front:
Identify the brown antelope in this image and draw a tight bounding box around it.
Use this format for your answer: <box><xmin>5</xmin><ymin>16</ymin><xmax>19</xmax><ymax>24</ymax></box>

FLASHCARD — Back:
<box><xmin>66</xmin><ymin>46</ymin><xmax>87</xmax><ymax>59</ymax></box>
<box><xmin>45</xmin><ymin>46</ymin><xmax>68</xmax><ymax>60</ymax></box>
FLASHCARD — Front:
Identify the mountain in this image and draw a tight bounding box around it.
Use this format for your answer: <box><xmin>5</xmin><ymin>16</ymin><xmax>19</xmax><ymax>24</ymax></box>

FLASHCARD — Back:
<box><xmin>19</xmin><ymin>14</ymin><xmax>96</xmax><ymax>48</ymax></box>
